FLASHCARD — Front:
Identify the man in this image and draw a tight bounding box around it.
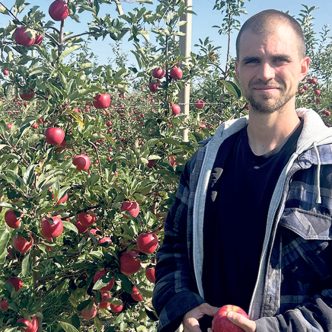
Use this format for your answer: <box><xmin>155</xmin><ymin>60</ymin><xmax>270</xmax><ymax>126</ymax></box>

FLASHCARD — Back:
<box><xmin>152</xmin><ymin>9</ymin><xmax>332</xmax><ymax>332</ymax></box>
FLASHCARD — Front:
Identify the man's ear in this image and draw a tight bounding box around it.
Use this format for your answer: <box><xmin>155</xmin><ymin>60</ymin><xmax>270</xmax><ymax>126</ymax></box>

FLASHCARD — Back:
<box><xmin>300</xmin><ymin>56</ymin><xmax>311</xmax><ymax>81</ymax></box>
<box><xmin>235</xmin><ymin>60</ymin><xmax>239</xmax><ymax>80</ymax></box>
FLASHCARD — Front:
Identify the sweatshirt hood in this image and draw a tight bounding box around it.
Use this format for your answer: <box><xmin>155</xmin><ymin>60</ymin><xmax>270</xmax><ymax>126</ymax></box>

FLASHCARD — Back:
<box><xmin>296</xmin><ymin>108</ymin><xmax>332</xmax><ymax>152</ymax></box>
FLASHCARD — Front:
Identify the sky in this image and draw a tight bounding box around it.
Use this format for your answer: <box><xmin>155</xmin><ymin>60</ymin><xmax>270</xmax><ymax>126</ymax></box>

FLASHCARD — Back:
<box><xmin>1</xmin><ymin>0</ymin><xmax>331</xmax><ymax>65</ymax></box>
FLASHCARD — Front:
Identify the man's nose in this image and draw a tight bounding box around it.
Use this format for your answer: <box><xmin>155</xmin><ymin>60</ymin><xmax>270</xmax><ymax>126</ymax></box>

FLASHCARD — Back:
<box><xmin>257</xmin><ymin>62</ymin><xmax>275</xmax><ymax>81</ymax></box>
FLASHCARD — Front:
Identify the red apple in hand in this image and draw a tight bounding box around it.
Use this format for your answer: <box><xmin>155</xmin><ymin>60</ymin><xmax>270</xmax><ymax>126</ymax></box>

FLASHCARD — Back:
<box><xmin>212</xmin><ymin>305</ymin><xmax>249</xmax><ymax>332</ymax></box>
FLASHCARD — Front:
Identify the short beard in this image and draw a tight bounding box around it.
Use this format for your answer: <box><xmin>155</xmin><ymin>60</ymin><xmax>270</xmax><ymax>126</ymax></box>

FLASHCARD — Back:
<box><xmin>247</xmin><ymin>91</ymin><xmax>294</xmax><ymax>114</ymax></box>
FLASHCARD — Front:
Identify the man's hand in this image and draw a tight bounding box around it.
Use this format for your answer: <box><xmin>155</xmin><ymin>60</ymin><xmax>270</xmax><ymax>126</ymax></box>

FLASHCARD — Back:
<box><xmin>182</xmin><ymin>303</ymin><xmax>218</xmax><ymax>332</ymax></box>
<box><xmin>226</xmin><ymin>311</ymin><xmax>256</xmax><ymax>332</ymax></box>
<box><xmin>207</xmin><ymin>311</ymin><xmax>256</xmax><ymax>332</ymax></box>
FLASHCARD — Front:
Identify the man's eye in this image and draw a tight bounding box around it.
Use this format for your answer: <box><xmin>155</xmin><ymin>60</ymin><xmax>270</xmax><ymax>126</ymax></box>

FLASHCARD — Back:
<box><xmin>244</xmin><ymin>59</ymin><xmax>259</xmax><ymax>64</ymax></box>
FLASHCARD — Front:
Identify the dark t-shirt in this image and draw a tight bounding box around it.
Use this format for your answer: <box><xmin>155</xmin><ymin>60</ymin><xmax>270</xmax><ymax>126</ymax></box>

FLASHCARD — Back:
<box><xmin>202</xmin><ymin>120</ymin><xmax>303</xmax><ymax>315</ymax></box>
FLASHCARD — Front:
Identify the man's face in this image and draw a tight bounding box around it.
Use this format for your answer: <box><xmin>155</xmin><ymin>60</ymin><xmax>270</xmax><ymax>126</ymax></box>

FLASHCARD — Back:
<box><xmin>235</xmin><ymin>22</ymin><xmax>310</xmax><ymax>114</ymax></box>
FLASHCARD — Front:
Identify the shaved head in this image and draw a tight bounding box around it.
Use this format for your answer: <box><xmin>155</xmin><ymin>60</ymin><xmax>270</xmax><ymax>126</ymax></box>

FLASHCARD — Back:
<box><xmin>236</xmin><ymin>9</ymin><xmax>306</xmax><ymax>59</ymax></box>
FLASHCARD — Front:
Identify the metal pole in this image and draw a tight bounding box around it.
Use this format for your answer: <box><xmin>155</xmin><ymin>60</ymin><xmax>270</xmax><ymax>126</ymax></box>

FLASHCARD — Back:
<box><xmin>179</xmin><ymin>0</ymin><xmax>192</xmax><ymax>142</ymax></box>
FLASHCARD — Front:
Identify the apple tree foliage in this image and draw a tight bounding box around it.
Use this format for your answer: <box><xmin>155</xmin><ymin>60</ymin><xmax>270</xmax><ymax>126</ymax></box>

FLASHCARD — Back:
<box><xmin>0</xmin><ymin>0</ymin><xmax>331</xmax><ymax>331</ymax></box>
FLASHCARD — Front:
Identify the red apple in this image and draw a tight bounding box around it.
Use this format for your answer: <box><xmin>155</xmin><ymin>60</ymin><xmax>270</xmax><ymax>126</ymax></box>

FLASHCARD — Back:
<box><xmin>34</xmin><ymin>34</ymin><xmax>43</xmax><ymax>45</ymax></box>
<box><xmin>0</xmin><ymin>298</ymin><xmax>9</xmax><ymax>311</ymax></box>
<box><xmin>53</xmin><ymin>192</ymin><xmax>68</xmax><ymax>205</ymax></box>
<box><xmin>170</xmin><ymin>66</ymin><xmax>183</xmax><ymax>80</ymax></box>
<box><xmin>49</xmin><ymin>0</ymin><xmax>70</xmax><ymax>21</ymax></box>
<box><xmin>322</xmin><ymin>109</ymin><xmax>331</xmax><ymax>117</ymax></box>
<box><xmin>110</xmin><ymin>300</ymin><xmax>124</xmax><ymax>313</ymax></box>
<box><xmin>93</xmin><ymin>269</ymin><xmax>115</xmax><ymax>291</ymax></box>
<box><xmin>72</xmin><ymin>154</ymin><xmax>91</xmax><ymax>172</ymax></box>
<box><xmin>80</xmin><ymin>303</ymin><xmax>97</xmax><ymax>320</ymax></box>
<box><xmin>194</xmin><ymin>99</ymin><xmax>206</xmax><ymax>109</ymax></box>
<box><xmin>98</xmin><ymin>236</ymin><xmax>112</xmax><ymax>245</ymax></box>
<box><xmin>45</xmin><ymin>127</ymin><xmax>65</xmax><ymax>145</ymax></box>
<box><xmin>93</xmin><ymin>93</ymin><xmax>111</xmax><ymax>109</ymax></box>
<box><xmin>119</xmin><ymin>251</ymin><xmax>141</xmax><ymax>275</ymax></box>
<box><xmin>121</xmin><ymin>200</ymin><xmax>140</xmax><ymax>218</ymax></box>
<box><xmin>14</xmin><ymin>26</ymin><xmax>35</xmax><ymax>46</ymax></box>
<box><xmin>307</xmin><ymin>77</ymin><xmax>318</xmax><ymax>85</ymax></box>
<box><xmin>168</xmin><ymin>155</ymin><xmax>177</xmax><ymax>167</ymax></box>
<box><xmin>99</xmin><ymin>291</ymin><xmax>112</xmax><ymax>309</ymax></box>
<box><xmin>131</xmin><ymin>286</ymin><xmax>143</xmax><ymax>302</ymax></box>
<box><xmin>76</xmin><ymin>212</ymin><xmax>96</xmax><ymax>228</ymax></box>
<box><xmin>171</xmin><ymin>103</ymin><xmax>181</xmax><ymax>115</ymax></box>
<box><xmin>17</xmin><ymin>316</ymin><xmax>38</xmax><ymax>332</ymax></box>
<box><xmin>148</xmin><ymin>82</ymin><xmax>159</xmax><ymax>93</ymax></box>
<box><xmin>12</xmin><ymin>234</ymin><xmax>33</xmax><ymax>254</ymax></box>
<box><xmin>152</xmin><ymin>67</ymin><xmax>165</xmax><ymax>79</ymax></box>
<box><xmin>19</xmin><ymin>89</ymin><xmax>35</xmax><ymax>101</ymax></box>
<box><xmin>147</xmin><ymin>159</ymin><xmax>157</xmax><ymax>168</ymax></box>
<box><xmin>6</xmin><ymin>123</ymin><xmax>13</xmax><ymax>130</ymax></box>
<box><xmin>4</xmin><ymin>210</ymin><xmax>21</xmax><ymax>229</ymax></box>
<box><xmin>2</xmin><ymin>68</ymin><xmax>9</xmax><ymax>76</ymax></box>
<box><xmin>76</xmin><ymin>220</ymin><xmax>88</xmax><ymax>233</ymax></box>
<box><xmin>314</xmin><ymin>89</ymin><xmax>321</xmax><ymax>96</ymax></box>
<box><xmin>212</xmin><ymin>305</ymin><xmax>249</xmax><ymax>332</ymax></box>
<box><xmin>137</xmin><ymin>232</ymin><xmax>158</xmax><ymax>254</ymax></box>
<box><xmin>7</xmin><ymin>276</ymin><xmax>23</xmax><ymax>291</ymax></box>
<box><xmin>41</xmin><ymin>216</ymin><xmax>64</xmax><ymax>240</ymax></box>
<box><xmin>145</xmin><ymin>266</ymin><xmax>156</xmax><ymax>283</ymax></box>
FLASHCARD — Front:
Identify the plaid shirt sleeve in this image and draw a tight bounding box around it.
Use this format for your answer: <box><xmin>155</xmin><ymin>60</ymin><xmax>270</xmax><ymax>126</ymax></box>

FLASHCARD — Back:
<box><xmin>152</xmin><ymin>155</ymin><xmax>205</xmax><ymax>332</ymax></box>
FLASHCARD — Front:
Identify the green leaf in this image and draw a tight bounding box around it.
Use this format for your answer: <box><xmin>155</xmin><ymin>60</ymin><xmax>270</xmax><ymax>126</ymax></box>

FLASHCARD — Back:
<box><xmin>0</xmin><ymin>202</ymin><xmax>14</xmax><ymax>209</ymax></box>
<box><xmin>59</xmin><ymin>45</ymin><xmax>81</xmax><ymax>62</ymax></box>
<box><xmin>23</xmin><ymin>164</ymin><xmax>36</xmax><ymax>186</ymax></box>
<box><xmin>221</xmin><ymin>80</ymin><xmax>242</xmax><ymax>98</ymax></box>
<box><xmin>63</xmin><ymin>221</ymin><xmax>78</xmax><ymax>234</ymax></box>
<box><xmin>1</xmin><ymin>170</ymin><xmax>25</xmax><ymax>189</ymax></box>
<box><xmin>21</xmin><ymin>252</ymin><xmax>31</xmax><ymax>277</ymax></box>
<box><xmin>58</xmin><ymin>321</ymin><xmax>80</xmax><ymax>332</ymax></box>
<box><xmin>0</xmin><ymin>227</ymin><xmax>10</xmax><ymax>266</ymax></box>
<box><xmin>17</xmin><ymin>120</ymin><xmax>35</xmax><ymax>145</ymax></box>
<box><xmin>87</xmin><ymin>173</ymin><xmax>100</xmax><ymax>186</ymax></box>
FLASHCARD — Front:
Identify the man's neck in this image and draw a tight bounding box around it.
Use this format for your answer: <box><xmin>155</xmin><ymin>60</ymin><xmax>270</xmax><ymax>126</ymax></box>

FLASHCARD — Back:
<box><xmin>247</xmin><ymin>109</ymin><xmax>300</xmax><ymax>156</ymax></box>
